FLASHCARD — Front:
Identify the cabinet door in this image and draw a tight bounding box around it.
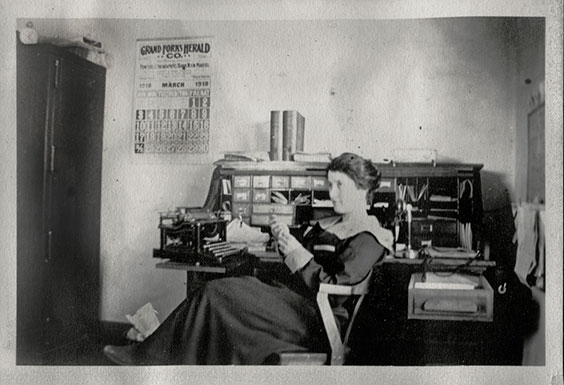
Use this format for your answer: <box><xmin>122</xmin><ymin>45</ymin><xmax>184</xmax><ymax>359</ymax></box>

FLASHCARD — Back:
<box><xmin>42</xmin><ymin>53</ymin><xmax>105</xmax><ymax>352</ymax></box>
<box><xmin>16</xmin><ymin>43</ymin><xmax>53</xmax><ymax>363</ymax></box>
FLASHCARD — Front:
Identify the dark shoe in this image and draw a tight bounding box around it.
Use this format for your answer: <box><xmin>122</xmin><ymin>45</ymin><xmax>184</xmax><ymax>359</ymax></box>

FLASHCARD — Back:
<box><xmin>103</xmin><ymin>344</ymin><xmax>139</xmax><ymax>365</ymax></box>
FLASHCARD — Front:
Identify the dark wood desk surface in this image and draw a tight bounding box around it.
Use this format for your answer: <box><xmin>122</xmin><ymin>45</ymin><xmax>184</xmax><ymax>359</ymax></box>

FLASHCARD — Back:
<box><xmin>157</xmin><ymin>254</ymin><xmax>495</xmax><ymax>272</ymax></box>
<box><xmin>156</xmin><ymin>260</ymin><xmax>229</xmax><ymax>274</ymax></box>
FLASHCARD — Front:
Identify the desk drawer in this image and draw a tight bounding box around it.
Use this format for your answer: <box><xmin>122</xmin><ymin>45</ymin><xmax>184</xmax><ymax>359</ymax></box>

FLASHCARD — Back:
<box><xmin>410</xmin><ymin>219</ymin><xmax>458</xmax><ymax>248</ymax></box>
<box><xmin>375</xmin><ymin>178</ymin><xmax>395</xmax><ymax>193</ymax></box>
<box><xmin>291</xmin><ymin>176</ymin><xmax>310</xmax><ymax>189</ymax></box>
<box><xmin>233</xmin><ymin>189</ymin><xmax>251</xmax><ymax>202</ymax></box>
<box><xmin>252</xmin><ymin>189</ymin><xmax>270</xmax><ymax>202</ymax></box>
<box><xmin>408</xmin><ymin>273</ymin><xmax>493</xmax><ymax>322</ymax></box>
<box><xmin>253</xmin><ymin>175</ymin><xmax>270</xmax><ymax>188</ymax></box>
<box><xmin>252</xmin><ymin>214</ymin><xmax>293</xmax><ymax>226</ymax></box>
<box><xmin>253</xmin><ymin>203</ymin><xmax>295</xmax><ymax>215</ymax></box>
<box><xmin>232</xmin><ymin>203</ymin><xmax>251</xmax><ymax>216</ymax></box>
<box><xmin>311</xmin><ymin>176</ymin><xmax>329</xmax><ymax>190</ymax></box>
<box><xmin>233</xmin><ymin>175</ymin><xmax>251</xmax><ymax>188</ymax></box>
<box><xmin>271</xmin><ymin>176</ymin><xmax>290</xmax><ymax>189</ymax></box>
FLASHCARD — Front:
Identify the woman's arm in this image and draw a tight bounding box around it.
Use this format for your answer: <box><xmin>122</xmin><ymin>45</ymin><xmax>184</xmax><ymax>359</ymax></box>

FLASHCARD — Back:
<box><xmin>297</xmin><ymin>232</ymin><xmax>385</xmax><ymax>290</ymax></box>
<box><xmin>270</xmin><ymin>216</ymin><xmax>385</xmax><ymax>291</ymax></box>
<box><xmin>269</xmin><ymin>216</ymin><xmax>314</xmax><ymax>273</ymax></box>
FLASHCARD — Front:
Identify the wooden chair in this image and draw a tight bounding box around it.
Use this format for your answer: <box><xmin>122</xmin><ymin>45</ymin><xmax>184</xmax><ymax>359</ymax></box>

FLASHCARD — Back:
<box><xmin>275</xmin><ymin>270</ymin><xmax>373</xmax><ymax>365</ymax></box>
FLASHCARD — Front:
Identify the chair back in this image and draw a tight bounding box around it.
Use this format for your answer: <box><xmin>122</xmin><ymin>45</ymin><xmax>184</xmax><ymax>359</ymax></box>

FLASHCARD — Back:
<box><xmin>316</xmin><ymin>270</ymin><xmax>373</xmax><ymax>365</ymax></box>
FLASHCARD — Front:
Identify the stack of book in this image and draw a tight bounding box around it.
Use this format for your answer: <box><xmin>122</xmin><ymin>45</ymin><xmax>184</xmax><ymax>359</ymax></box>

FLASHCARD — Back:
<box><xmin>270</xmin><ymin>110</ymin><xmax>305</xmax><ymax>161</ymax></box>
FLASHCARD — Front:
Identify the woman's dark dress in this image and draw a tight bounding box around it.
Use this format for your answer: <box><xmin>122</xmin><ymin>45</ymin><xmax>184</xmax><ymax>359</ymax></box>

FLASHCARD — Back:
<box><xmin>127</xmin><ymin>222</ymin><xmax>386</xmax><ymax>365</ymax></box>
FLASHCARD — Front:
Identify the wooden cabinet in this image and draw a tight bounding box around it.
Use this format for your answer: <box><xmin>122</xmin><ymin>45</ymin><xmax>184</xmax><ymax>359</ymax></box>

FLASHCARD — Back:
<box><xmin>17</xmin><ymin>37</ymin><xmax>106</xmax><ymax>364</ymax></box>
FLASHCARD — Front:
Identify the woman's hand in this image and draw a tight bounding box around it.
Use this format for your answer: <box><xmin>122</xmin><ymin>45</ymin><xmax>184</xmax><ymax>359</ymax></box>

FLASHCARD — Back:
<box><xmin>277</xmin><ymin>231</ymin><xmax>302</xmax><ymax>255</ymax></box>
<box><xmin>269</xmin><ymin>215</ymin><xmax>301</xmax><ymax>255</ymax></box>
<box><xmin>269</xmin><ymin>215</ymin><xmax>289</xmax><ymax>239</ymax></box>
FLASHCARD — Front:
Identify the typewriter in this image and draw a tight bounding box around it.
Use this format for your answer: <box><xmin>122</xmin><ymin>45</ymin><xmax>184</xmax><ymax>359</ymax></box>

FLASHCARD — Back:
<box><xmin>153</xmin><ymin>207</ymin><xmax>244</xmax><ymax>264</ymax></box>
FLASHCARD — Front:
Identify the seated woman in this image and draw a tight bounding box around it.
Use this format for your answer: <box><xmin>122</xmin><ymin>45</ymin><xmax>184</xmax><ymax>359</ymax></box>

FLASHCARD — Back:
<box><xmin>103</xmin><ymin>152</ymin><xmax>393</xmax><ymax>365</ymax></box>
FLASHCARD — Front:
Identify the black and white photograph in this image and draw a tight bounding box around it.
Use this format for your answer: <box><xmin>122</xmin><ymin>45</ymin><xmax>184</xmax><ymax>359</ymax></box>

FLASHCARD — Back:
<box><xmin>1</xmin><ymin>1</ymin><xmax>562</xmax><ymax>385</ymax></box>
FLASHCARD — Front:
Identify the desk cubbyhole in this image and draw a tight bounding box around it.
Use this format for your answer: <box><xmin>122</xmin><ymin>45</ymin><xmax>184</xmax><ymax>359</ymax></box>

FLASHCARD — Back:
<box><xmin>428</xmin><ymin>177</ymin><xmax>458</xmax><ymax>201</ymax></box>
<box><xmin>312</xmin><ymin>190</ymin><xmax>332</xmax><ymax>208</ymax></box>
<box><xmin>311</xmin><ymin>207</ymin><xmax>336</xmax><ymax>221</ymax></box>
<box><xmin>290</xmin><ymin>190</ymin><xmax>312</xmax><ymax>206</ymax></box>
<box><xmin>370</xmin><ymin>191</ymin><xmax>396</xmax><ymax>227</ymax></box>
<box><xmin>295</xmin><ymin>205</ymin><xmax>314</xmax><ymax>225</ymax></box>
<box><xmin>427</xmin><ymin>177</ymin><xmax>459</xmax><ymax>221</ymax></box>
<box><xmin>270</xmin><ymin>189</ymin><xmax>290</xmax><ymax>205</ymax></box>
<box><xmin>396</xmin><ymin>176</ymin><xmax>429</xmax><ymax>217</ymax></box>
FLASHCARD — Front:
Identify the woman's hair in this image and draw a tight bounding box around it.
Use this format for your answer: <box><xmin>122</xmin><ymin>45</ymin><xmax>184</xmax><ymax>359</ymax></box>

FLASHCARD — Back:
<box><xmin>327</xmin><ymin>152</ymin><xmax>381</xmax><ymax>203</ymax></box>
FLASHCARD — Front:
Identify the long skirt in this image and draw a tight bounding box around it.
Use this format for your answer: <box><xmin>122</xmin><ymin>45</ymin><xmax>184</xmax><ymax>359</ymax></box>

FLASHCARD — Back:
<box><xmin>129</xmin><ymin>275</ymin><xmax>328</xmax><ymax>365</ymax></box>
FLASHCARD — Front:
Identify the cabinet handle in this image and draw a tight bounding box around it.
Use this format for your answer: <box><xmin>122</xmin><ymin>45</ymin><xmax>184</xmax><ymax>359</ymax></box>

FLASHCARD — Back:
<box><xmin>46</xmin><ymin>230</ymin><xmax>52</xmax><ymax>263</ymax></box>
<box><xmin>54</xmin><ymin>59</ymin><xmax>60</xmax><ymax>88</ymax></box>
<box><xmin>49</xmin><ymin>145</ymin><xmax>55</xmax><ymax>172</ymax></box>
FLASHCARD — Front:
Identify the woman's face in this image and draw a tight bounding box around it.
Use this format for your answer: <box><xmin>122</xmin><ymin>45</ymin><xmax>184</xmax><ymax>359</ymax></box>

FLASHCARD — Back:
<box><xmin>327</xmin><ymin>171</ymin><xmax>368</xmax><ymax>215</ymax></box>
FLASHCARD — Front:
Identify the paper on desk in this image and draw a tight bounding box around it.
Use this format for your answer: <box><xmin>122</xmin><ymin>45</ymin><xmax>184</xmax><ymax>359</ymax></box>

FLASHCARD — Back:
<box><xmin>425</xmin><ymin>246</ymin><xmax>477</xmax><ymax>259</ymax></box>
<box><xmin>226</xmin><ymin>218</ymin><xmax>270</xmax><ymax>243</ymax></box>
<box><xmin>416</xmin><ymin>272</ymin><xmax>479</xmax><ymax>290</ymax></box>
<box><xmin>125</xmin><ymin>302</ymin><xmax>160</xmax><ymax>340</ymax></box>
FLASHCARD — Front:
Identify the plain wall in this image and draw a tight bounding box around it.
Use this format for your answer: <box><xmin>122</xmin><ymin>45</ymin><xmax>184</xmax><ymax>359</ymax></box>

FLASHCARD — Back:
<box><xmin>17</xmin><ymin>17</ymin><xmax>536</xmax><ymax>322</ymax></box>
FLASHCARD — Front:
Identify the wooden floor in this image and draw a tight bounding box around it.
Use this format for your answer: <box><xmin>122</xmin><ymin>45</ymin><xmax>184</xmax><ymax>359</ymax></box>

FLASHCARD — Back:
<box><xmin>17</xmin><ymin>322</ymin><xmax>131</xmax><ymax>366</ymax></box>
<box><xmin>17</xmin><ymin>317</ymin><xmax>529</xmax><ymax>366</ymax></box>
<box><xmin>52</xmin><ymin>336</ymin><xmax>115</xmax><ymax>366</ymax></box>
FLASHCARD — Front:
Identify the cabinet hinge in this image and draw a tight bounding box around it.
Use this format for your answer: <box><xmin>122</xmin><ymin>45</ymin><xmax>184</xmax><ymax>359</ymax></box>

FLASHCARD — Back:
<box><xmin>53</xmin><ymin>59</ymin><xmax>60</xmax><ymax>89</ymax></box>
<box><xmin>49</xmin><ymin>145</ymin><xmax>55</xmax><ymax>172</ymax></box>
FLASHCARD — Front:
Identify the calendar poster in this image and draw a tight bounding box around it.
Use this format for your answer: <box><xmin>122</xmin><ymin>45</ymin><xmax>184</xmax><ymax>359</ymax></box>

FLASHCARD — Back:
<box><xmin>133</xmin><ymin>37</ymin><xmax>212</xmax><ymax>154</ymax></box>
